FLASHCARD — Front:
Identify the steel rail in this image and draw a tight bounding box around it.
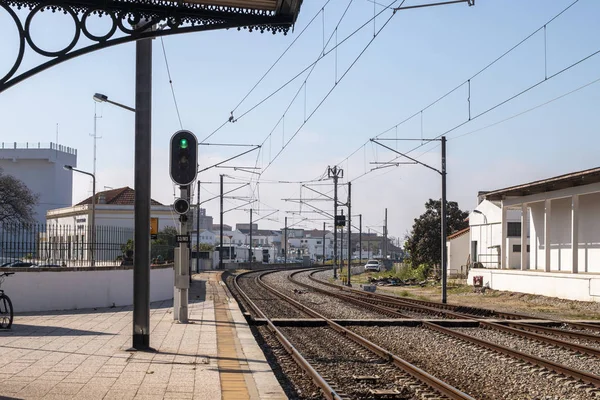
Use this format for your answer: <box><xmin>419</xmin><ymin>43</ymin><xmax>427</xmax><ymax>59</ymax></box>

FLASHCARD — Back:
<box><xmin>422</xmin><ymin>321</ymin><xmax>600</xmax><ymax>388</ymax></box>
<box><xmin>286</xmin><ymin>270</ymin><xmax>412</xmax><ymax>318</ymax></box>
<box><xmin>309</xmin><ymin>271</ymin><xmax>600</xmax><ymax>342</ymax></box>
<box><xmin>233</xmin><ymin>270</ymin><xmax>343</xmax><ymax>400</ymax></box>
<box><xmin>260</xmin><ymin>270</ymin><xmax>475</xmax><ymax>400</ymax></box>
<box><xmin>306</xmin><ymin>271</ymin><xmax>600</xmax><ymax>357</ymax></box>
<box><xmin>299</xmin><ymin>270</ymin><xmax>600</xmax><ymax>387</ymax></box>
<box><xmin>505</xmin><ymin>321</ymin><xmax>600</xmax><ymax>342</ymax></box>
<box><xmin>352</xmin><ymin>286</ymin><xmax>600</xmax><ymax>332</ymax></box>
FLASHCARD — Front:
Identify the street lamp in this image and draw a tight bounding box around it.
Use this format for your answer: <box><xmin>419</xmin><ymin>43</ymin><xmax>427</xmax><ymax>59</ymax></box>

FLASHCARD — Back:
<box><xmin>93</xmin><ymin>93</ymin><xmax>136</xmax><ymax>113</ymax></box>
<box><xmin>64</xmin><ymin>165</ymin><xmax>96</xmax><ymax>267</ymax></box>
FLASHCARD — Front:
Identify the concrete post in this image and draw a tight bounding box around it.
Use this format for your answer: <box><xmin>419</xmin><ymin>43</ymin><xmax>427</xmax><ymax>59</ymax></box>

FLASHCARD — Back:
<box><xmin>571</xmin><ymin>195</ymin><xmax>579</xmax><ymax>274</ymax></box>
<box><xmin>520</xmin><ymin>203</ymin><xmax>528</xmax><ymax>270</ymax></box>
<box><xmin>544</xmin><ymin>199</ymin><xmax>552</xmax><ymax>272</ymax></box>
<box><xmin>500</xmin><ymin>203</ymin><xmax>507</xmax><ymax>269</ymax></box>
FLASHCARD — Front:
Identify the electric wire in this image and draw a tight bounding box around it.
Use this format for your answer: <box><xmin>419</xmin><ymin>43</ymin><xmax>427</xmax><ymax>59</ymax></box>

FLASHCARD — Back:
<box><xmin>259</xmin><ymin>0</ymin><xmax>403</xmax><ymax>178</ymax></box>
<box><xmin>334</xmin><ymin>0</ymin><xmax>582</xmax><ymax>169</ymax></box>
<box><xmin>160</xmin><ymin>37</ymin><xmax>183</xmax><ymax>130</ymax></box>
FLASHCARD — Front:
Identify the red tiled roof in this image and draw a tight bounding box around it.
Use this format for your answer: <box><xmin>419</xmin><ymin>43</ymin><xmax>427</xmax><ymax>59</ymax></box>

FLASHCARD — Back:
<box><xmin>75</xmin><ymin>186</ymin><xmax>163</xmax><ymax>206</ymax></box>
<box><xmin>447</xmin><ymin>226</ymin><xmax>470</xmax><ymax>241</ymax></box>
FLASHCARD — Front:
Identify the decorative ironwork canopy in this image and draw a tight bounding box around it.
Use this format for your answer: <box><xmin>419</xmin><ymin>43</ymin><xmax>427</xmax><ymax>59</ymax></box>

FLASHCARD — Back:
<box><xmin>0</xmin><ymin>0</ymin><xmax>304</xmax><ymax>92</ymax></box>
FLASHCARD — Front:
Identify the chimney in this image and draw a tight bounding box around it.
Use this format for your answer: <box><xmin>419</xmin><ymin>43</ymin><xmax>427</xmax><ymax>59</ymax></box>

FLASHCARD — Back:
<box><xmin>98</xmin><ymin>193</ymin><xmax>106</xmax><ymax>204</ymax></box>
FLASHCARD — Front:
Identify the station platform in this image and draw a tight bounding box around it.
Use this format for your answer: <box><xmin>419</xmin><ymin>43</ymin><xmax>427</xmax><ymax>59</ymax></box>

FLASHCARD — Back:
<box><xmin>0</xmin><ymin>271</ymin><xmax>286</xmax><ymax>400</ymax></box>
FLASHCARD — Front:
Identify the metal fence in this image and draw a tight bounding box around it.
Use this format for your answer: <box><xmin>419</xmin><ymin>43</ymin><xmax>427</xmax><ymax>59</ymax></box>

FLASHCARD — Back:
<box><xmin>0</xmin><ymin>223</ymin><xmax>176</xmax><ymax>267</ymax></box>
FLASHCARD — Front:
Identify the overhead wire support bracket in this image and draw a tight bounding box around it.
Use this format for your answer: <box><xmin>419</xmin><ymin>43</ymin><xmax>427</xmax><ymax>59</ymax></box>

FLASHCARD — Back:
<box><xmin>393</xmin><ymin>0</ymin><xmax>474</xmax><ymax>11</ymax></box>
<box><xmin>370</xmin><ymin>139</ymin><xmax>441</xmax><ymax>175</ymax></box>
<box><xmin>199</xmin><ymin>183</ymin><xmax>249</xmax><ymax>206</ymax></box>
<box><xmin>198</xmin><ymin>145</ymin><xmax>260</xmax><ymax>173</ymax></box>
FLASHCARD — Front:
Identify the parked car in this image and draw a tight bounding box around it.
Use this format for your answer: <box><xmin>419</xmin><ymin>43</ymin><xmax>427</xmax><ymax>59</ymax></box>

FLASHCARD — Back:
<box><xmin>0</xmin><ymin>261</ymin><xmax>16</xmax><ymax>267</ymax></box>
<box><xmin>32</xmin><ymin>264</ymin><xmax>62</xmax><ymax>268</ymax></box>
<box><xmin>364</xmin><ymin>260</ymin><xmax>381</xmax><ymax>272</ymax></box>
<box><xmin>8</xmin><ymin>261</ymin><xmax>37</xmax><ymax>268</ymax></box>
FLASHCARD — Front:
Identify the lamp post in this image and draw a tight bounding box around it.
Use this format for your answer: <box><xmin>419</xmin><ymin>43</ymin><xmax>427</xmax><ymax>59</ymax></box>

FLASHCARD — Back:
<box><xmin>64</xmin><ymin>165</ymin><xmax>95</xmax><ymax>266</ymax></box>
<box><xmin>91</xmin><ymin>93</ymin><xmax>135</xmax><ymax>193</ymax></box>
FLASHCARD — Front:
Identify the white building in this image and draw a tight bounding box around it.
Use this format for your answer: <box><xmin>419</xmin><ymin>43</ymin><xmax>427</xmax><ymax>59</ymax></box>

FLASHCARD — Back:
<box><xmin>468</xmin><ymin>167</ymin><xmax>600</xmax><ymax>302</ymax></box>
<box><xmin>285</xmin><ymin>229</ymin><xmax>333</xmax><ymax>261</ymax></box>
<box><xmin>217</xmin><ymin>230</ymin><xmax>246</xmax><ymax>247</ymax></box>
<box><xmin>469</xmin><ymin>198</ymin><xmax>525</xmax><ymax>270</ymax></box>
<box><xmin>193</xmin><ymin>229</ymin><xmax>216</xmax><ymax>246</ymax></box>
<box><xmin>446</xmin><ymin>227</ymin><xmax>470</xmax><ymax>277</ymax></box>
<box><xmin>0</xmin><ymin>142</ymin><xmax>77</xmax><ymax>224</ymax></box>
<box><xmin>43</xmin><ymin>187</ymin><xmax>176</xmax><ymax>264</ymax></box>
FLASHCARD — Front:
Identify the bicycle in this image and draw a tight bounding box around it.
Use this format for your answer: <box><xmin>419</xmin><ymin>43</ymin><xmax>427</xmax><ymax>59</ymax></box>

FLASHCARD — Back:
<box><xmin>0</xmin><ymin>272</ymin><xmax>14</xmax><ymax>329</ymax></box>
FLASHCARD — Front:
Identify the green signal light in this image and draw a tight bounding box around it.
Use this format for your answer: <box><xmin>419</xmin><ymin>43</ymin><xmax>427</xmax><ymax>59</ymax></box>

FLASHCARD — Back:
<box><xmin>179</xmin><ymin>138</ymin><xmax>189</xmax><ymax>149</ymax></box>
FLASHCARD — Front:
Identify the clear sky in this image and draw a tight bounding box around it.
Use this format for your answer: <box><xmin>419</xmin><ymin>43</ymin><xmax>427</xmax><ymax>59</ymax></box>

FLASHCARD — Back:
<box><xmin>1</xmin><ymin>0</ymin><xmax>599</xmax><ymax>241</ymax></box>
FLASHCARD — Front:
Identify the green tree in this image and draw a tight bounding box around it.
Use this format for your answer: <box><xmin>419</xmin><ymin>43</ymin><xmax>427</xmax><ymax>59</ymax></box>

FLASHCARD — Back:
<box><xmin>404</xmin><ymin>199</ymin><xmax>468</xmax><ymax>268</ymax></box>
<box><xmin>0</xmin><ymin>168</ymin><xmax>39</xmax><ymax>224</ymax></box>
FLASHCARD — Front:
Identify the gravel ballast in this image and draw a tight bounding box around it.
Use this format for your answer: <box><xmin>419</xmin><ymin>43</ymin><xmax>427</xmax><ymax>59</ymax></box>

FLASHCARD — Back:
<box><xmin>349</xmin><ymin>325</ymin><xmax>597</xmax><ymax>400</ymax></box>
<box><xmin>453</xmin><ymin>327</ymin><xmax>600</xmax><ymax>376</ymax></box>
<box><xmin>262</xmin><ymin>270</ymin><xmax>387</xmax><ymax>319</ymax></box>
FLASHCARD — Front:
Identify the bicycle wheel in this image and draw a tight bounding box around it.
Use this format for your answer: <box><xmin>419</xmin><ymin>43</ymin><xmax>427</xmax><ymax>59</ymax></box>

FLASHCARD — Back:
<box><xmin>0</xmin><ymin>294</ymin><xmax>13</xmax><ymax>329</ymax></box>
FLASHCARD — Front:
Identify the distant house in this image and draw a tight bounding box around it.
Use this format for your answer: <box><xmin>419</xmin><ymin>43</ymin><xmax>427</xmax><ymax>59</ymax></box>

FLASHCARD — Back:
<box><xmin>43</xmin><ymin>187</ymin><xmax>175</xmax><ymax>264</ymax></box>
<box><xmin>469</xmin><ymin>167</ymin><xmax>600</xmax><ymax>302</ymax></box>
<box><xmin>446</xmin><ymin>227</ymin><xmax>470</xmax><ymax>277</ymax></box>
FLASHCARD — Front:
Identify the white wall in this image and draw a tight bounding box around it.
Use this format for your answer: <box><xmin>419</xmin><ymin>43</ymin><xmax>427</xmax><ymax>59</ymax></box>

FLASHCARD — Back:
<box><xmin>468</xmin><ymin>268</ymin><xmax>600</xmax><ymax>302</ymax></box>
<box><xmin>0</xmin><ymin>144</ymin><xmax>76</xmax><ymax>225</ymax></box>
<box><xmin>469</xmin><ymin>200</ymin><xmax>527</xmax><ymax>269</ymax></box>
<box><xmin>6</xmin><ymin>266</ymin><xmax>173</xmax><ymax>312</ymax></box>
<box><xmin>530</xmin><ymin>192</ymin><xmax>600</xmax><ymax>273</ymax></box>
<box><xmin>447</xmin><ymin>233</ymin><xmax>469</xmax><ymax>277</ymax></box>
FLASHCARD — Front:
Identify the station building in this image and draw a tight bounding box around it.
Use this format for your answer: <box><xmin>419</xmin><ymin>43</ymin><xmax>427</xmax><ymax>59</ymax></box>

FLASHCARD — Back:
<box><xmin>468</xmin><ymin>167</ymin><xmax>600</xmax><ymax>302</ymax></box>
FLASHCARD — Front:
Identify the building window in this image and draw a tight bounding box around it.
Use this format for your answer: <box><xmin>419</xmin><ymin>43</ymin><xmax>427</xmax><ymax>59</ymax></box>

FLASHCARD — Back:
<box><xmin>316</xmin><ymin>240</ymin><xmax>322</xmax><ymax>244</ymax></box>
<box><xmin>512</xmin><ymin>245</ymin><xmax>530</xmax><ymax>253</ymax></box>
<box><xmin>507</xmin><ymin>222</ymin><xmax>521</xmax><ymax>237</ymax></box>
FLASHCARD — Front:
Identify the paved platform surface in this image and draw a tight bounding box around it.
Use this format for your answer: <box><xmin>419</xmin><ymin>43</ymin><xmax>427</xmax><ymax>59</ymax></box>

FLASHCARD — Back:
<box><xmin>0</xmin><ymin>272</ymin><xmax>286</xmax><ymax>400</ymax></box>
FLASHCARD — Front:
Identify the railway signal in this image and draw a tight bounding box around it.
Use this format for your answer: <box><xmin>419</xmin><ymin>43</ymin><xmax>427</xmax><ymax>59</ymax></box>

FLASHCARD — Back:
<box><xmin>170</xmin><ymin>130</ymin><xmax>198</xmax><ymax>186</ymax></box>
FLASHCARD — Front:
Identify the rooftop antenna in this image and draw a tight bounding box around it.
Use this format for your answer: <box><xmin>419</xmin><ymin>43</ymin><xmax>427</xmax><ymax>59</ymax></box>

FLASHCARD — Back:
<box><xmin>55</xmin><ymin>123</ymin><xmax>59</xmax><ymax>160</ymax></box>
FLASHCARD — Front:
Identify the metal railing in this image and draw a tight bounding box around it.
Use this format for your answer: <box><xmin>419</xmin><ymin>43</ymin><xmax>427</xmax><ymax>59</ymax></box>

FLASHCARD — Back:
<box><xmin>0</xmin><ymin>223</ymin><xmax>175</xmax><ymax>267</ymax></box>
<box><xmin>0</xmin><ymin>142</ymin><xmax>77</xmax><ymax>155</ymax></box>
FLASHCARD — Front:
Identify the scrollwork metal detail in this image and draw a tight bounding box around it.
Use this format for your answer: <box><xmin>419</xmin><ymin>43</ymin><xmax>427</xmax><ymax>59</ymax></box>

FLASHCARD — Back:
<box><xmin>0</xmin><ymin>0</ymin><xmax>297</xmax><ymax>93</ymax></box>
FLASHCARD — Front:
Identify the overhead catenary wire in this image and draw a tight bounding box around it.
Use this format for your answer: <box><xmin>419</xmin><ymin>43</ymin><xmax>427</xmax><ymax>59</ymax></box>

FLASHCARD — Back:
<box><xmin>259</xmin><ymin>0</ymin><xmax>404</xmax><ymax>177</ymax></box>
<box><xmin>204</xmin><ymin>0</ymin><xmax>401</xmax><ymax>146</ymax></box>
<box><xmin>333</xmin><ymin>0</ymin><xmax>582</xmax><ymax>171</ymax></box>
<box><xmin>160</xmin><ymin>37</ymin><xmax>183</xmax><ymax>130</ymax></box>
<box><xmin>200</xmin><ymin>0</ymin><xmax>331</xmax><ymax>144</ymax></box>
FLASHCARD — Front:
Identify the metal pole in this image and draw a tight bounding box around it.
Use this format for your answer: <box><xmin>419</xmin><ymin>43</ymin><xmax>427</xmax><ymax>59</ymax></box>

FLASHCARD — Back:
<box><xmin>333</xmin><ymin>171</ymin><xmax>338</xmax><ymax>279</ymax></box>
<box><xmin>219</xmin><ymin>174</ymin><xmax>224</xmax><ymax>270</ymax></box>
<box><xmin>187</xmin><ymin>186</ymin><xmax>193</xmax><ymax>283</ymax></box>
<box><xmin>441</xmin><ymin>136</ymin><xmax>448</xmax><ymax>304</ymax></box>
<box><xmin>174</xmin><ymin>185</ymin><xmax>189</xmax><ymax>323</ymax></box>
<box><xmin>368</xmin><ymin>228</ymin><xmax>371</xmax><ymax>259</ymax></box>
<box><xmin>346</xmin><ymin>182</ymin><xmax>351</xmax><ymax>286</ymax></box>
<box><xmin>384</xmin><ymin>208</ymin><xmax>388</xmax><ymax>260</ymax></box>
<box><xmin>340</xmin><ymin>210</ymin><xmax>344</xmax><ymax>273</ymax></box>
<box><xmin>132</xmin><ymin>34</ymin><xmax>152</xmax><ymax>351</ymax></box>
<box><xmin>249</xmin><ymin>208</ymin><xmax>253</xmax><ymax>263</ymax></box>
<box><xmin>91</xmin><ymin>174</ymin><xmax>96</xmax><ymax>267</ymax></box>
<box><xmin>92</xmin><ymin>103</ymin><xmax>98</xmax><ymax>187</ymax></box>
<box><xmin>284</xmin><ymin>217</ymin><xmax>287</xmax><ymax>265</ymax></box>
<box><xmin>196</xmin><ymin>182</ymin><xmax>200</xmax><ymax>273</ymax></box>
<box><xmin>322</xmin><ymin>222</ymin><xmax>326</xmax><ymax>265</ymax></box>
<box><xmin>359</xmin><ymin>214</ymin><xmax>362</xmax><ymax>264</ymax></box>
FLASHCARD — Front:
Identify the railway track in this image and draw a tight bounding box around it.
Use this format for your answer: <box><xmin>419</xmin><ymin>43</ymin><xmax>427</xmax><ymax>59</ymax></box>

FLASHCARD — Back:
<box><xmin>232</xmin><ymin>269</ymin><xmax>474</xmax><ymax>400</ymax></box>
<box><xmin>291</xmin><ymin>269</ymin><xmax>600</xmax><ymax>389</ymax></box>
<box><xmin>317</xmin><ymin>269</ymin><xmax>600</xmax><ymax>333</ymax></box>
<box><xmin>310</xmin><ymin>269</ymin><xmax>600</xmax><ymax>344</ymax></box>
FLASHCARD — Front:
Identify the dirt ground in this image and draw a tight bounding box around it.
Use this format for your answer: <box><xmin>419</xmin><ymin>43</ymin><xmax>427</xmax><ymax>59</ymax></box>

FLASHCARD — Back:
<box><xmin>365</xmin><ymin>278</ymin><xmax>600</xmax><ymax>321</ymax></box>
